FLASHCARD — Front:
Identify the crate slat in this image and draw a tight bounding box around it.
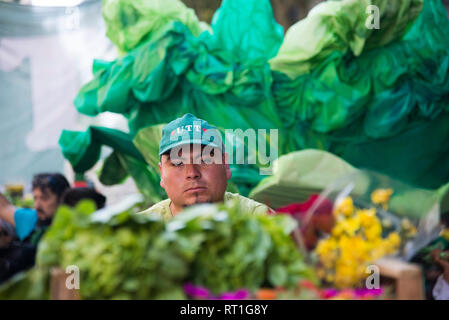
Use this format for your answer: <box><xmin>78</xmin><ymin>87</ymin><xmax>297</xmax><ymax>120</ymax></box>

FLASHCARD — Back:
<box><xmin>50</xmin><ymin>268</ymin><xmax>80</xmax><ymax>300</ymax></box>
<box><xmin>375</xmin><ymin>257</ymin><xmax>424</xmax><ymax>300</ymax></box>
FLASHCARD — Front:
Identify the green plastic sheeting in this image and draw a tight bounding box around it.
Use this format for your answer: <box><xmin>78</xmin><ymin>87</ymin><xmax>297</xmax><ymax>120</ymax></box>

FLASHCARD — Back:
<box><xmin>59</xmin><ymin>126</ymin><xmax>145</xmax><ymax>172</ymax></box>
<box><xmin>75</xmin><ymin>0</ymin><xmax>284</xmax><ymax>137</ymax></box>
<box><xmin>102</xmin><ymin>0</ymin><xmax>208</xmax><ymax>55</ymax></box>
<box><xmin>249</xmin><ymin>149</ymin><xmax>357</xmax><ymax>209</ymax></box>
<box><xmin>132</xmin><ymin>123</ymin><xmax>164</xmax><ymax>170</ymax></box>
<box><xmin>61</xmin><ymin>0</ymin><xmax>449</xmax><ymax>197</ymax></box>
<box><xmin>272</xmin><ymin>0</ymin><xmax>449</xmax><ymax>188</ymax></box>
<box><xmin>202</xmin><ymin>0</ymin><xmax>283</xmax><ymax>63</ymax></box>
<box><xmin>249</xmin><ymin>149</ymin><xmax>440</xmax><ymax>221</ymax></box>
<box><xmin>58</xmin><ymin>126</ymin><xmax>166</xmax><ymax>203</ymax></box>
<box><xmin>269</xmin><ymin>0</ymin><xmax>423</xmax><ymax>78</ymax></box>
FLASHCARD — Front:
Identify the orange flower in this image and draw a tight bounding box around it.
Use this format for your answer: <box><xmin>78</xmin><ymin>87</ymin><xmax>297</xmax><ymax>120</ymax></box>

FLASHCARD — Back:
<box><xmin>256</xmin><ymin>289</ymin><xmax>277</xmax><ymax>300</ymax></box>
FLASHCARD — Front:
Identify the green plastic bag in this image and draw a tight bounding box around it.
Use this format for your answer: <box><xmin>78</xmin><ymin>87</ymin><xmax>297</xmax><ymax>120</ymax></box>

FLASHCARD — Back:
<box><xmin>62</xmin><ymin>0</ymin><xmax>449</xmax><ymax>193</ymax></box>
<box><xmin>59</xmin><ymin>126</ymin><xmax>145</xmax><ymax>172</ymax></box>
<box><xmin>269</xmin><ymin>0</ymin><xmax>423</xmax><ymax>78</ymax></box>
<box><xmin>59</xmin><ymin>126</ymin><xmax>165</xmax><ymax>203</ymax></box>
<box><xmin>102</xmin><ymin>0</ymin><xmax>207</xmax><ymax>55</ymax></box>
<box><xmin>249</xmin><ymin>149</ymin><xmax>440</xmax><ymax>222</ymax></box>
<box><xmin>249</xmin><ymin>149</ymin><xmax>357</xmax><ymax>209</ymax></box>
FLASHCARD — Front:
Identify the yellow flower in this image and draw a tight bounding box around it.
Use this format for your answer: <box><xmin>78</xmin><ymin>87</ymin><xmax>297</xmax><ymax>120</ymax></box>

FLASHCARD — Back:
<box><xmin>334</xmin><ymin>197</ymin><xmax>354</xmax><ymax>217</ymax></box>
<box><xmin>340</xmin><ymin>217</ymin><xmax>361</xmax><ymax>237</ymax></box>
<box><xmin>357</xmin><ymin>208</ymin><xmax>377</xmax><ymax>228</ymax></box>
<box><xmin>377</xmin><ymin>232</ymin><xmax>401</xmax><ymax>256</ymax></box>
<box><xmin>400</xmin><ymin>220</ymin><xmax>418</xmax><ymax>239</ymax></box>
<box><xmin>381</xmin><ymin>218</ymin><xmax>393</xmax><ymax>229</ymax></box>
<box><xmin>316</xmin><ymin>238</ymin><xmax>337</xmax><ymax>257</ymax></box>
<box><xmin>316</xmin><ymin>268</ymin><xmax>327</xmax><ymax>279</ymax></box>
<box><xmin>357</xmin><ymin>264</ymin><xmax>368</xmax><ymax>278</ymax></box>
<box><xmin>401</xmin><ymin>218</ymin><xmax>413</xmax><ymax>230</ymax></box>
<box><xmin>335</xmin><ymin>262</ymin><xmax>359</xmax><ymax>288</ymax></box>
<box><xmin>370</xmin><ymin>245</ymin><xmax>387</xmax><ymax>261</ymax></box>
<box><xmin>406</xmin><ymin>226</ymin><xmax>417</xmax><ymax>238</ymax></box>
<box><xmin>322</xmin><ymin>257</ymin><xmax>335</xmax><ymax>269</ymax></box>
<box><xmin>364</xmin><ymin>222</ymin><xmax>382</xmax><ymax>242</ymax></box>
<box><xmin>440</xmin><ymin>228</ymin><xmax>449</xmax><ymax>241</ymax></box>
<box><xmin>387</xmin><ymin>232</ymin><xmax>401</xmax><ymax>248</ymax></box>
<box><xmin>325</xmin><ymin>273</ymin><xmax>335</xmax><ymax>283</ymax></box>
<box><xmin>371</xmin><ymin>189</ymin><xmax>393</xmax><ymax>210</ymax></box>
<box><xmin>348</xmin><ymin>236</ymin><xmax>366</xmax><ymax>255</ymax></box>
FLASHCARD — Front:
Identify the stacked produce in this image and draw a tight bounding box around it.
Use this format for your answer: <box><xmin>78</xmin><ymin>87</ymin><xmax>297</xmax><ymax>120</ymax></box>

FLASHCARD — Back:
<box><xmin>1</xmin><ymin>198</ymin><xmax>314</xmax><ymax>299</ymax></box>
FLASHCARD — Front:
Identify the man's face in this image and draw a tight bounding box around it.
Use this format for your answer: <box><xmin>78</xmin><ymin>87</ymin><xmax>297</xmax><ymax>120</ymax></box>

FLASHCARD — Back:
<box><xmin>159</xmin><ymin>145</ymin><xmax>232</xmax><ymax>212</ymax></box>
<box><xmin>33</xmin><ymin>187</ymin><xmax>59</xmax><ymax>221</ymax></box>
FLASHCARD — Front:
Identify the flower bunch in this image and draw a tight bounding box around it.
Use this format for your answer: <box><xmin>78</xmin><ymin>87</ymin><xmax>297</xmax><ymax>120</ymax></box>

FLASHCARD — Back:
<box><xmin>399</xmin><ymin>218</ymin><xmax>418</xmax><ymax>240</ymax></box>
<box><xmin>314</xmin><ymin>191</ymin><xmax>401</xmax><ymax>289</ymax></box>
<box><xmin>321</xmin><ymin>287</ymin><xmax>386</xmax><ymax>300</ymax></box>
<box><xmin>371</xmin><ymin>188</ymin><xmax>393</xmax><ymax>210</ymax></box>
<box><xmin>440</xmin><ymin>228</ymin><xmax>449</xmax><ymax>241</ymax></box>
<box><xmin>184</xmin><ymin>283</ymin><xmax>250</xmax><ymax>300</ymax></box>
<box><xmin>253</xmin><ymin>281</ymin><xmax>387</xmax><ymax>300</ymax></box>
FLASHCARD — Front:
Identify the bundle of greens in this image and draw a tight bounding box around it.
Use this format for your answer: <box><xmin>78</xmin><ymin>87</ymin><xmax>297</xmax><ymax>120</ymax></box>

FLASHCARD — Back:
<box><xmin>166</xmin><ymin>202</ymin><xmax>315</xmax><ymax>295</ymax></box>
<box><xmin>37</xmin><ymin>200</ymin><xmax>200</xmax><ymax>299</ymax></box>
<box><xmin>1</xmin><ymin>198</ymin><xmax>315</xmax><ymax>299</ymax></box>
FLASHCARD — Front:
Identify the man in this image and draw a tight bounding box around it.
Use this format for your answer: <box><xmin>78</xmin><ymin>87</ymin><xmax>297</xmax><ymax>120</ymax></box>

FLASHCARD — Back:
<box><xmin>0</xmin><ymin>173</ymin><xmax>70</xmax><ymax>244</ymax></box>
<box><xmin>431</xmin><ymin>249</ymin><xmax>449</xmax><ymax>300</ymax></box>
<box><xmin>0</xmin><ymin>173</ymin><xmax>70</xmax><ymax>282</ymax></box>
<box><xmin>0</xmin><ymin>219</ymin><xmax>14</xmax><ymax>248</ymax></box>
<box><xmin>140</xmin><ymin>113</ymin><xmax>271</xmax><ymax>220</ymax></box>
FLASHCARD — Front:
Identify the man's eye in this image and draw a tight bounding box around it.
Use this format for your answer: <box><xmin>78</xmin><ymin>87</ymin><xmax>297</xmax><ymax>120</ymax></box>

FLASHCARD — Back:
<box><xmin>202</xmin><ymin>158</ymin><xmax>213</xmax><ymax>165</ymax></box>
<box><xmin>171</xmin><ymin>160</ymin><xmax>183</xmax><ymax>167</ymax></box>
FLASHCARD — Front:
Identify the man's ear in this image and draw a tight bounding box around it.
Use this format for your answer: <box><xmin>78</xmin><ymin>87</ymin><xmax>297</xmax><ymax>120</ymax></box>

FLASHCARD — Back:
<box><xmin>224</xmin><ymin>152</ymin><xmax>232</xmax><ymax>180</ymax></box>
<box><xmin>159</xmin><ymin>162</ymin><xmax>165</xmax><ymax>189</ymax></box>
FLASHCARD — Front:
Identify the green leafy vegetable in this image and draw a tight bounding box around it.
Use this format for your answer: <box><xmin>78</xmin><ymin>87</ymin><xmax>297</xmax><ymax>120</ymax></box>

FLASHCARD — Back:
<box><xmin>1</xmin><ymin>198</ymin><xmax>315</xmax><ymax>299</ymax></box>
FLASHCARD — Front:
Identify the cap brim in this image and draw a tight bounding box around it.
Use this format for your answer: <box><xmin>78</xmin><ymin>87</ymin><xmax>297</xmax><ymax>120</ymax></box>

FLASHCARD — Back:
<box><xmin>159</xmin><ymin>139</ymin><xmax>222</xmax><ymax>156</ymax></box>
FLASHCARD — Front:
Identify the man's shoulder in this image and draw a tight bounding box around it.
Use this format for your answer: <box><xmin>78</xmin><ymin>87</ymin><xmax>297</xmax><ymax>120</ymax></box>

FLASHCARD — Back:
<box><xmin>224</xmin><ymin>192</ymin><xmax>272</xmax><ymax>215</ymax></box>
<box><xmin>138</xmin><ymin>199</ymin><xmax>172</xmax><ymax>220</ymax></box>
<box><xmin>139</xmin><ymin>193</ymin><xmax>272</xmax><ymax>220</ymax></box>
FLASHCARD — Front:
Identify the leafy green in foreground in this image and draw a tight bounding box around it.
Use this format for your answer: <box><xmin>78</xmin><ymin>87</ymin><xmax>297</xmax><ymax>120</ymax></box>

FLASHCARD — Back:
<box><xmin>1</xmin><ymin>199</ymin><xmax>315</xmax><ymax>299</ymax></box>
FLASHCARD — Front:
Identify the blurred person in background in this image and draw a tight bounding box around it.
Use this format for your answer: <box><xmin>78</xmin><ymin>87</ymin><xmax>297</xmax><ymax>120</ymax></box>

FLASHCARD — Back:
<box><xmin>0</xmin><ymin>219</ymin><xmax>15</xmax><ymax>249</ymax></box>
<box><xmin>0</xmin><ymin>173</ymin><xmax>70</xmax><ymax>283</ymax></box>
<box><xmin>0</xmin><ymin>173</ymin><xmax>70</xmax><ymax>245</ymax></box>
<box><xmin>0</xmin><ymin>178</ymin><xmax>107</xmax><ymax>283</ymax></box>
<box><xmin>61</xmin><ymin>187</ymin><xmax>106</xmax><ymax>210</ymax></box>
<box><xmin>431</xmin><ymin>248</ymin><xmax>449</xmax><ymax>300</ymax></box>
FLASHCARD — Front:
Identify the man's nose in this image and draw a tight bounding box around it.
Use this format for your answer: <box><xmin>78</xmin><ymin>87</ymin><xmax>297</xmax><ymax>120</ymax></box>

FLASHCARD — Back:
<box><xmin>184</xmin><ymin>163</ymin><xmax>201</xmax><ymax>179</ymax></box>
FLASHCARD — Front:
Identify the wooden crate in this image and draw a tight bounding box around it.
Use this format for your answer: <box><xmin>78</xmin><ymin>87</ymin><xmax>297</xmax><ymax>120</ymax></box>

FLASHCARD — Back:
<box><xmin>50</xmin><ymin>268</ymin><xmax>80</xmax><ymax>300</ymax></box>
<box><xmin>375</xmin><ymin>257</ymin><xmax>424</xmax><ymax>300</ymax></box>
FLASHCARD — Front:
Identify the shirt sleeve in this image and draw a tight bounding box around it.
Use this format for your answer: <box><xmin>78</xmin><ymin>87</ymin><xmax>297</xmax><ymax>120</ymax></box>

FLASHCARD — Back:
<box><xmin>14</xmin><ymin>208</ymin><xmax>38</xmax><ymax>241</ymax></box>
<box><xmin>253</xmin><ymin>204</ymin><xmax>272</xmax><ymax>215</ymax></box>
<box><xmin>433</xmin><ymin>274</ymin><xmax>449</xmax><ymax>300</ymax></box>
<box><xmin>138</xmin><ymin>199</ymin><xmax>172</xmax><ymax>221</ymax></box>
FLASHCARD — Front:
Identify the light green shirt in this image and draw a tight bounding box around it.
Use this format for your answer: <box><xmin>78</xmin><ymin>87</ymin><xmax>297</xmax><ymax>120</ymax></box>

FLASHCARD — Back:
<box><xmin>139</xmin><ymin>192</ymin><xmax>271</xmax><ymax>221</ymax></box>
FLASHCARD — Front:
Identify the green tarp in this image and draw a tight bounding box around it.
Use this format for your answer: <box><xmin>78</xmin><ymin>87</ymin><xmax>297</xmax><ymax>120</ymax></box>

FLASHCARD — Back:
<box><xmin>269</xmin><ymin>0</ymin><xmax>423</xmax><ymax>77</ymax></box>
<box><xmin>249</xmin><ymin>149</ymin><xmax>440</xmax><ymax>221</ymax></box>
<box><xmin>60</xmin><ymin>0</ymin><xmax>449</xmax><ymax>200</ymax></box>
